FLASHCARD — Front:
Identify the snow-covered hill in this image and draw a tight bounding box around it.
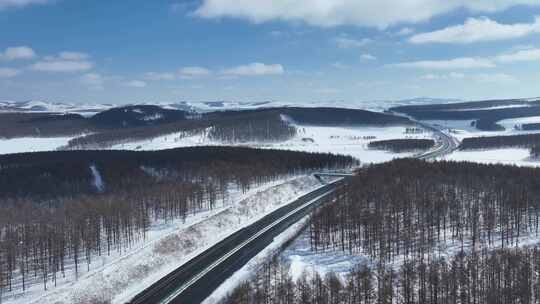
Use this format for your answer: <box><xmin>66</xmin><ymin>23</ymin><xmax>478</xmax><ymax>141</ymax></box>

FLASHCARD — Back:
<box><xmin>0</xmin><ymin>97</ymin><xmax>464</xmax><ymax>115</ymax></box>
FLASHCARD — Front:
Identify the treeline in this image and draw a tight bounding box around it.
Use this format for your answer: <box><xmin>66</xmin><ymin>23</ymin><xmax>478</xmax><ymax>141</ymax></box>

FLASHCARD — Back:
<box><xmin>65</xmin><ymin>119</ymin><xmax>208</xmax><ymax>149</ymax></box>
<box><xmin>368</xmin><ymin>139</ymin><xmax>434</xmax><ymax>153</ymax></box>
<box><xmin>521</xmin><ymin>123</ymin><xmax>540</xmax><ymax>131</ymax></box>
<box><xmin>460</xmin><ymin>133</ymin><xmax>540</xmax><ymax>150</ymax></box>
<box><xmin>223</xmin><ymin>247</ymin><xmax>540</xmax><ymax>304</ymax></box>
<box><xmin>208</xmin><ymin>111</ymin><xmax>296</xmax><ymax>143</ymax></box>
<box><xmin>390</xmin><ymin>99</ymin><xmax>540</xmax><ymax>131</ymax></box>
<box><xmin>310</xmin><ymin>159</ymin><xmax>540</xmax><ymax>262</ymax></box>
<box><xmin>0</xmin><ymin>113</ymin><xmax>93</xmax><ymax>139</ymax></box>
<box><xmin>0</xmin><ymin>147</ymin><xmax>356</xmax><ymax>296</ymax></box>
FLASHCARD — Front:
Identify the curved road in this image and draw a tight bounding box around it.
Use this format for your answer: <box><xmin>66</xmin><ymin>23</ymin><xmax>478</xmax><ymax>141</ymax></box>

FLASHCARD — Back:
<box><xmin>128</xmin><ymin>120</ymin><xmax>458</xmax><ymax>304</ymax></box>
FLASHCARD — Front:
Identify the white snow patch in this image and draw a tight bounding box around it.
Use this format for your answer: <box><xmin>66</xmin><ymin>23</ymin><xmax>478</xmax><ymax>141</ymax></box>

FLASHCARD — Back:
<box><xmin>0</xmin><ymin>136</ymin><xmax>76</xmax><ymax>155</ymax></box>
<box><xmin>141</xmin><ymin>113</ymin><xmax>163</xmax><ymax>121</ymax></box>
<box><xmin>89</xmin><ymin>165</ymin><xmax>105</xmax><ymax>192</ymax></box>
<box><xmin>281</xmin><ymin>230</ymin><xmax>365</xmax><ymax>281</ymax></box>
<box><xmin>442</xmin><ymin>148</ymin><xmax>540</xmax><ymax>167</ymax></box>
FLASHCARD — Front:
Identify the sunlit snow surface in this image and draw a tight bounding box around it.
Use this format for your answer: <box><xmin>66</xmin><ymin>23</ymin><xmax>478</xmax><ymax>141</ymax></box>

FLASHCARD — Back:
<box><xmin>113</xmin><ymin>125</ymin><xmax>434</xmax><ymax>164</ymax></box>
<box><xmin>0</xmin><ymin>136</ymin><xmax>74</xmax><ymax>155</ymax></box>
<box><xmin>442</xmin><ymin>148</ymin><xmax>540</xmax><ymax>167</ymax></box>
<box><xmin>281</xmin><ymin>231</ymin><xmax>366</xmax><ymax>281</ymax></box>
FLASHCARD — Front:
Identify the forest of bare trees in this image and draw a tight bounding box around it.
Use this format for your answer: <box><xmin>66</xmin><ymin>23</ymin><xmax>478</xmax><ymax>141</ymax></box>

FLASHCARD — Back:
<box><xmin>460</xmin><ymin>133</ymin><xmax>540</xmax><ymax>150</ymax></box>
<box><xmin>222</xmin><ymin>247</ymin><xmax>540</xmax><ymax>304</ymax></box>
<box><xmin>0</xmin><ymin>147</ymin><xmax>355</xmax><ymax>298</ymax></box>
<box><xmin>223</xmin><ymin>159</ymin><xmax>540</xmax><ymax>304</ymax></box>
<box><xmin>531</xmin><ymin>145</ymin><xmax>540</xmax><ymax>159</ymax></box>
<box><xmin>310</xmin><ymin>159</ymin><xmax>540</xmax><ymax>261</ymax></box>
<box><xmin>368</xmin><ymin>139</ymin><xmax>434</xmax><ymax>153</ymax></box>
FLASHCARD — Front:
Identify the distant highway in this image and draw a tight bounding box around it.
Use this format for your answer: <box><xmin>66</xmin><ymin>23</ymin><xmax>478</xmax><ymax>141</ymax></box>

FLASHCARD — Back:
<box><xmin>387</xmin><ymin>110</ymin><xmax>460</xmax><ymax>159</ymax></box>
<box><xmin>129</xmin><ymin>119</ymin><xmax>456</xmax><ymax>304</ymax></box>
<box><xmin>129</xmin><ymin>176</ymin><xmax>349</xmax><ymax>304</ymax></box>
<box><xmin>415</xmin><ymin>120</ymin><xmax>460</xmax><ymax>159</ymax></box>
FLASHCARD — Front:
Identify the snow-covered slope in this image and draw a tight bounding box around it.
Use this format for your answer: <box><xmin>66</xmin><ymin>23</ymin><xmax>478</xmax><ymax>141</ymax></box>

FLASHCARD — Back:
<box><xmin>0</xmin><ymin>100</ymin><xmax>113</xmax><ymax>115</ymax></box>
<box><xmin>3</xmin><ymin>175</ymin><xmax>328</xmax><ymax>304</ymax></box>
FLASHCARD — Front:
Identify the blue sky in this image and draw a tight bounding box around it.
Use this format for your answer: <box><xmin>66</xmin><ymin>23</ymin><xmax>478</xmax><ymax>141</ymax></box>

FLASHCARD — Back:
<box><xmin>2</xmin><ymin>0</ymin><xmax>540</xmax><ymax>104</ymax></box>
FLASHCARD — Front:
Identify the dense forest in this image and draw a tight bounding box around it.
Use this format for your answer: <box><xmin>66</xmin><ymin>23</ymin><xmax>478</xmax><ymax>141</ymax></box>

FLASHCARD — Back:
<box><xmin>390</xmin><ymin>99</ymin><xmax>540</xmax><ymax>131</ymax></box>
<box><xmin>0</xmin><ymin>113</ymin><xmax>93</xmax><ymax>138</ymax></box>
<box><xmin>521</xmin><ymin>123</ymin><xmax>540</xmax><ymax>131</ymax></box>
<box><xmin>0</xmin><ymin>147</ymin><xmax>355</xmax><ymax>297</ymax></box>
<box><xmin>223</xmin><ymin>247</ymin><xmax>540</xmax><ymax>304</ymax></box>
<box><xmin>223</xmin><ymin>159</ymin><xmax>540</xmax><ymax>304</ymax></box>
<box><xmin>460</xmin><ymin>133</ymin><xmax>540</xmax><ymax>150</ymax></box>
<box><xmin>368</xmin><ymin>139</ymin><xmax>435</xmax><ymax>153</ymax></box>
<box><xmin>309</xmin><ymin>159</ymin><xmax>540</xmax><ymax>261</ymax></box>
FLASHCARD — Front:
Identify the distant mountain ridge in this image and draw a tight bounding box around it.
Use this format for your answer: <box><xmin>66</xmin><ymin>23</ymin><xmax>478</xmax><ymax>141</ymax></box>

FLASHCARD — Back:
<box><xmin>0</xmin><ymin>97</ymin><xmax>464</xmax><ymax>114</ymax></box>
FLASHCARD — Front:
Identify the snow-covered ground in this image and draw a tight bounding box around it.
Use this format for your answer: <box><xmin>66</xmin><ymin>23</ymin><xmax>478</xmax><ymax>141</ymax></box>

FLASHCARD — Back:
<box><xmin>0</xmin><ymin>136</ymin><xmax>76</xmax><ymax>155</ymax></box>
<box><xmin>499</xmin><ymin>116</ymin><xmax>540</xmax><ymax>129</ymax></box>
<box><xmin>425</xmin><ymin>118</ymin><xmax>540</xmax><ymax>142</ymax></box>
<box><xmin>3</xmin><ymin>175</ymin><xmax>330</xmax><ymax>304</ymax></box>
<box><xmin>281</xmin><ymin>230</ymin><xmax>366</xmax><ymax>281</ymax></box>
<box><xmin>263</xmin><ymin>125</ymin><xmax>432</xmax><ymax>164</ymax></box>
<box><xmin>442</xmin><ymin>148</ymin><xmax>540</xmax><ymax>167</ymax></box>
<box><xmin>113</xmin><ymin>125</ymin><xmax>434</xmax><ymax>164</ymax></box>
<box><xmin>422</xmin><ymin>119</ymin><xmax>540</xmax><ymax>166</ymax></box>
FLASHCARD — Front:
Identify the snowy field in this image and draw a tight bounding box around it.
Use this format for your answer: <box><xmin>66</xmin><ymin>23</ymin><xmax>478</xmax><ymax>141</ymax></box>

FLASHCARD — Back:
<box><xmin>499</xmin><ymin>116</ymin><xmax>540</xmax><ymax>129</ymax></box>
<box><xmin>113</xmin><ymin>125</ymin><xmax>434</xmax><ymax>164</ymax></box>
<box><xmin>421</xmin><ymin>119</ymin><xmax>540</xmax><ymax>166</ymax></box>
<box><xmin>3</xmin><ymin>175</ymin><xmax>331</xmax><ymax>304</ymax></box>
<box><xmin>441</xmin><ymin>148</ymin><xmax>540</xmax><ymax>167</ymax></box>
<box><xmin>0</xmin><ymin>136</ymin><xmax>75</xmax><ymax>155</ymax></box>
<box><xmin>424</xmin><ymin>119</ymin><xmax>540</xmax><ymax>142</ymax></box>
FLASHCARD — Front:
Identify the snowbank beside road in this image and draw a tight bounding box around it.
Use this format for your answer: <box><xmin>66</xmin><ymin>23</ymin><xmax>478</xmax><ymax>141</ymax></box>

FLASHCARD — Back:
<box><xmin>4</xmin><ymin>175</ymin><xmax>326</xmax><ymax>304</ymax></box>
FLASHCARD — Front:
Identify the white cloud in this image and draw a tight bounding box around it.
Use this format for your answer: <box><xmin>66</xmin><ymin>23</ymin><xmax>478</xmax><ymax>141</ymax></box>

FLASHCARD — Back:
<box><xmin>360</xmin><ymin>53</ymin><xmax>377</xmax><ymax>61</ymax></box>
<box><xmin>1</xmin><ymin>46</ymin><xmax>36</xmax><ymax>60</ymax></box>
<box><xmin>0</xmin><ymin>0</ymin><xmax>52</xmax><ymax>10</ymax></box>
<box><xmin>474</xmin><ymin>73</ymin><xmax>517</xmax><ymax>84</ymax></box>
<box><xmin>31</xmin><ymin>60</ymin><xmax>93</xmax><ymax>72</ymax></box>
<box><xmin>195</xmin><ymin>0</ymin><xmax>539</xmax><ymax>29</ymax></box>
<box><xmin>144</xmin><ymin>72</ymin><xmax>176</xmax><ymax>81</ymax></box>
<box><xmin>59</xmin><ymin>51</ymin><xmax>89</xmax><ymax>61</ymax></box>
<box><xmin>0</xmin><ymin>67</ymin><xmax>21</xmax><ymax>77</ymax></box>
<box><xmin>222</xmin><ymin>62</ymin><xmax>284</xmax><ymax>76</ymax></box>
<box><xmin>496</xmin><ymin>48</ymin><xmax>540</xmax><ymax>62</ymax></box>
<box><xmin>410</xmin><ymin>16</ymin><xmax>540</xmax><ymax>44</ymax></box>
<box><xmin>390</xmin><ymin>57</ymin><xmax>495</xmax><ymax>69</ymax></box>
<box><xmin>123</xmin><ymin>80</ymin><xmax>147</xmax><ymax>88</ymax></box>
<box><xmin>334</xmin><ymin>37</ymin><xmax>372</xmax><ymax>48</ymax></box>
<box><xmin>178</xmin><ymin>66</ymin><xmax>212</xmax><ymax>78</ymax></box>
